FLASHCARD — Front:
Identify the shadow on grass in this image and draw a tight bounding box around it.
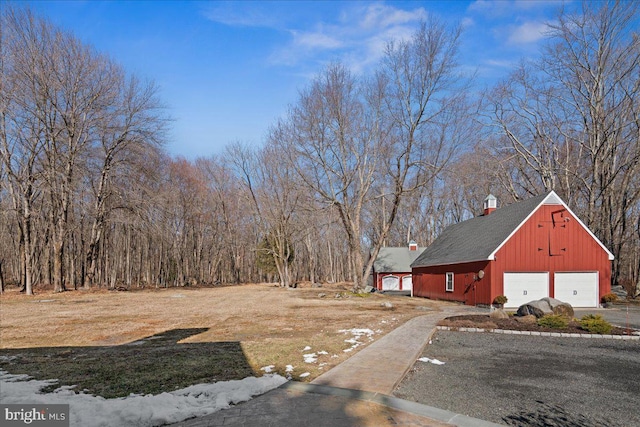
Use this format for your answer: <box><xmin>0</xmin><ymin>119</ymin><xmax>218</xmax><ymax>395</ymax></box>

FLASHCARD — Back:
<box><xmin>0</xmin><ymin>328</ymin><xmax>256</xmax><ymax>398</ymax></box>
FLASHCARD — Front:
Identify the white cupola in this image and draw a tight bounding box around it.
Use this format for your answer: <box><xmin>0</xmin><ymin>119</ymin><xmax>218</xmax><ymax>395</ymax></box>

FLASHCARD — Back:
<box><xmin>483</xmin><ymin>194</ymin><xmax>497</xmax><ymax>215</ymax></box>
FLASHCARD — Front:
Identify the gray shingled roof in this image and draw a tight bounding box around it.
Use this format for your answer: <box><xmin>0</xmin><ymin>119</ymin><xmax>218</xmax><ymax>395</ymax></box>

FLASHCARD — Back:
<box><xmin>411</xmin><ymin>193</ymin><xmax>550</xmax><ymax>268</ymax></box>
<box><xmin>374</xmin><ymin>247</ymin><xmax>426</xmax><ymax>273</ymax></box>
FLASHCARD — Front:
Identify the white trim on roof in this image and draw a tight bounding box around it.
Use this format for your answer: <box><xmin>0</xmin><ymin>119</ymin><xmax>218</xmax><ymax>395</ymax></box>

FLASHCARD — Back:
<box><xmin>487</xmin><ymin>190</ymin><xmax>614</xmax><ymax>261</ymax></box>
<box><xmin>544</xmin><ymin>191</ymin><xmax>563</xmax><ymax>204</ymax></box>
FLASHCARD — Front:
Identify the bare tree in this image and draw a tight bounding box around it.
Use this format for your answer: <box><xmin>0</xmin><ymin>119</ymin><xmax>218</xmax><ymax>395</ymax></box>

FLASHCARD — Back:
<box><xmin>198</xmin><ymin>155</ymin><xmax>254</xmax><ymax>284</ymax></box>
<box><xmin>83</xmin><ymin>74</ymin><xmax>167</xmax><ymax>288</ymax></box>
<box><xmin>283</xmin><ymin>20</ymin><xmax>470</xmax><ymax>291</ymax></box>
<box><xmin>228</xmin><ymin>139</ymin><xmax>308</xmax><ymax>288</ymax></box>
<box><xmin>41</xmin><ymin>30</ymin><xmax>123</xmax><ymax>292</ymax></box>
<box><xmin>0</xmin><ymin>7</ymin><xmax>51</xmax><ymax>295</ymax></box>
<box><xmin>284</xmin><ymin>63</ymin><xmax>381</xmax><ymax>291</ymax></box>
<box><xmin>485</xmin><ymin>1</ymin><xmax>640</xmax><ymax>284</ymax></box>
<box><xmin>366</xmin><ymin>19</ymin><xmax>472</xmax><ymax>271</ymax></box>
<box><xmin>2</xmin><ymin>6</ymin><xmax>169</xmax><ymax>292</ymax></box>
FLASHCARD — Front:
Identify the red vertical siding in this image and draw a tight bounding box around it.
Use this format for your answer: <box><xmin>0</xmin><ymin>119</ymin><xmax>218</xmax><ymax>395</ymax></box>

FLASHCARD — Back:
<box><xmin>413</xmin><ymin>261</ymin><xmax>491</xmax><ymax>305</ymax></box>
<box><xmin>493</xmin><ymin>205</ymin><xmax>611</xmax><ymax>300</ymax></box>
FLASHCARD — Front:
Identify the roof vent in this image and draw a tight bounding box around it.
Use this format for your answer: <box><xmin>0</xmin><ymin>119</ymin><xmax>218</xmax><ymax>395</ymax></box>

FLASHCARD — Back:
<box><xmin>483</xmin><ymin>194</ymin><xmax>497</xmax><ymax>216</ymax></box>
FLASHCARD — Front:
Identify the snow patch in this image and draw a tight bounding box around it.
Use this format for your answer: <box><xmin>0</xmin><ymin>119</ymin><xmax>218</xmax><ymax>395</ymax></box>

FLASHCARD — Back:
<box><xmin>302</xmin><ymin>346</ymin><xmax>311</xmax><ymax>351</ymax></box>
<box><xmin>260</xmin><ymin>365</ymin><xmax>275</xmax><ymax>373</ymax></box>
<box><xmin>418</xmin><ymin>357</ymin><xmax>445</xmax><ymax>365</ymax></box>
<box><xmin>299</xmin><ymin>372</ymin><xmax>310</xmax><ymax>378</ymax></box>
<box><xmin>0</xmin><ymin>370</ymin><xmax>287</xmax><ymax>427</ymax></box>
<box><xmin>338</xmin><ymin>328</ymin><xmax>375</xmax><ymax>352</ymax></box>
<box><xmin>303</xmin><ymin>353</ymin><xmax>317</xmax><ymax>363</ymax></box>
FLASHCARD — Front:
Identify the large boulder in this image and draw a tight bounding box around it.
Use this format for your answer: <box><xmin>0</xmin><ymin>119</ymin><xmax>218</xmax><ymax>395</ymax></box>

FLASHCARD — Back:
<box><xmin>516</xmin><ymin>299</ymin><xmax>551</xmax><ymax>318</ymax></box>
<box><xmin>544</xmin><ymin>297</ymin><xmax>574</xmax><ymax>318</ymax></box>
<box><xmin>516</xmin><ymin>297</ymin><xmax>574</xmax><ymax>319</ymax></box>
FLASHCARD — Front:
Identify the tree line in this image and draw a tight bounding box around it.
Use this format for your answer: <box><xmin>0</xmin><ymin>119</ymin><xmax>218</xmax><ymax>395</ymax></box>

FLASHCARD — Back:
<box><xmin>1</xmin><ymin>2</ymin><xmax>639</xmax><ymax>296</ymax></box>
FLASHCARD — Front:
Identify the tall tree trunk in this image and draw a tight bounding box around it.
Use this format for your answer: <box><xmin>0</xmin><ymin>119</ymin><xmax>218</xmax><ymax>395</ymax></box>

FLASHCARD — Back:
<box><xmin>84</xmin><ymin>208</ymin><xmax>105</xmax><ymax>288</ymax></box>
<box><xmin>21</xmin><ymin>208</ymin><xmax>34</xmax><ymax>295</ymax></box>
<box><xmin>0</xmin><ymin>259</ymin><xmax>5</xmax><ymax>294</ymax></box>
<box><xmin>52</xmin><ymin>231</ymin><xmax>65</xmax><ymax>292</ymax></box>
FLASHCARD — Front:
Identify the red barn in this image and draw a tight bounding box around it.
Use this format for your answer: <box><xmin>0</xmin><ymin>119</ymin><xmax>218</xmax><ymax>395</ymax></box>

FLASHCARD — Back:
<box><xmin>371</xmin><ymin>241</ymin><xmax>425</xmax><ymax>292</ymax></box>
<box><xmin>410</xmin><ymin>192</ymin><xmax>614</xmax><ymax>308</ymax></box>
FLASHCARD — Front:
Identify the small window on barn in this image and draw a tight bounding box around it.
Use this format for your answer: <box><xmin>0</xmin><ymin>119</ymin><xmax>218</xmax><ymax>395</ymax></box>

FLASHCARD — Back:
<box><xmin>446</xmin><ymin>272</ymin><xmax>454</xmax><ymax>292</ymax></box>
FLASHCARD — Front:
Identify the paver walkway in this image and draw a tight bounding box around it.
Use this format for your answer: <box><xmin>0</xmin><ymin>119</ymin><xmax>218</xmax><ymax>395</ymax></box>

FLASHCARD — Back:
<box><xmin>311</xmin><ymin>305</ymin><xmax>473</xmax><ymax>394</ymax></box>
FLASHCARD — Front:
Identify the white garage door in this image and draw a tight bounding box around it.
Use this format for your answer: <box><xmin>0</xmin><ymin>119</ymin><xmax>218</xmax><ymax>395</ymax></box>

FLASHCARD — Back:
<box><xmin>504</xmin><ymin>272</ymin><xmax>549</xmax><ymax>308</ymax></box>
<box><xmin>382</xmin><ymin>275</ymin><xmax>399</xmax><ymax>290</ymax></box>
<box><xmin>402</xmin><ymin>275</ymin><xmax>413</xmax><ymax>292</ymax></box>
<box><xmin>554</xmin><ymin>272</ymin><xmax>598</xmax><ymax>308</ymax></box>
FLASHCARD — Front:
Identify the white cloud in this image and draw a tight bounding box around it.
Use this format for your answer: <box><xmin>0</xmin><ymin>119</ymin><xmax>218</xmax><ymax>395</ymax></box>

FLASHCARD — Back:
<box><xmin>507</xmin><ymin>21</ymin><xmax>549</xmax><ymax>44</ymax></box>
<box><xmin>268</xmin><ymin>3</ymin><xmax>427</xmax><ymax>73</ymax></box>
<box><xmin>291</xmin><ymin>30</ymin><xmax>344</xmax><ymax>50</ymax></box>
<box><xmin>513</xmin><ymin>0</ymin><xmax>565</xmax><ymax>11</ymax></box>
<box><xmin>201</xmin><ymin>3</ymin><xmax>281</xmax><ymax>28</ymax></box>
<box><xmin>485</xmin><ymin>59</ymin><xmax>517</xmax><ymax>68</ymax></box>
<box><xmin>358</xmin><ymin>3</ymin><xmax>427</xmax><ymax>30</ymax></box>
<box><xmin>461</xmin><ymin>17</ymin><xmax>475</xmax><ymax>30</ymax></box>
<box><xmin>467</xmin><ymin>0</ymin><xmax>509</xmax><ymax>16</ymax></box>
<box><xmin>468</xmin><ymin>0</ymin><xmax>560</xmax><ymax>16</ymax></box>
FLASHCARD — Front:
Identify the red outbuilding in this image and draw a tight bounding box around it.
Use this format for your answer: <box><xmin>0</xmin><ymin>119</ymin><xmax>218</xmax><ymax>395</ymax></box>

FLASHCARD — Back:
<box><xmin>410</xmin><ymin>191</ymin><xmax>614</xmax><ymax>308</ymax></box>
<box><xmin>371</xmin><ymin>241</ymin><xmax>425</xmax><ymax>292</ymax></box>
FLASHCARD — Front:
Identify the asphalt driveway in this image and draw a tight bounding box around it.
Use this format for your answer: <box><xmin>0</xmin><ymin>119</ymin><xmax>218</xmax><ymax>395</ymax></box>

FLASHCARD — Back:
<box><xmin>394</xmin><ymin>331</ymin><xmax>640</xmax><ymax>427</ymax></box>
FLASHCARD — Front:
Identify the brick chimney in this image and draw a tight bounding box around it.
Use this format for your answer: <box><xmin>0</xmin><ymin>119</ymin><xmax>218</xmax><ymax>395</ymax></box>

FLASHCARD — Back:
<box><xmin>408</xmin><ymin>240</ymin><xmax>418</xmax><ymax>251</ymax></box>
<box><xmin>483</xmin><ymin>194</ymin><xmax>497</xmax><ymax>215</ymax></box>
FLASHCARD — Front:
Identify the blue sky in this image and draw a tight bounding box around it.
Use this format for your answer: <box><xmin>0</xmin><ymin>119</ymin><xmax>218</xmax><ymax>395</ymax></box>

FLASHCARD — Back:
<box><xmin>17</xmin><ymin>0</ymin><xmax>571</xmax><ymax>159</ymax></box>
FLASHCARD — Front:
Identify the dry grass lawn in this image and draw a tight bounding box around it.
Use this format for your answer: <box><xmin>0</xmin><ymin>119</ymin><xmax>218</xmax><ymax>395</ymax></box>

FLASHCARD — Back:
<box><xmin>0</xmin><ymin>282</ymin><xmax>448</xmax><ymax>397</ymax></box>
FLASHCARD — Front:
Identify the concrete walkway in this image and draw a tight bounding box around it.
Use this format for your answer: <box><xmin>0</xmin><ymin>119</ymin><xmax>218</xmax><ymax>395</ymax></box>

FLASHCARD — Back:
<box><xmin>311</xmin><ymin>306</ymin><xmax>470</xmax><ymax>394</ymax></box>
<box><xmin>170</xmin><ymin>304</ymin><xmax>501</xmax><ymax>427</ymax></box>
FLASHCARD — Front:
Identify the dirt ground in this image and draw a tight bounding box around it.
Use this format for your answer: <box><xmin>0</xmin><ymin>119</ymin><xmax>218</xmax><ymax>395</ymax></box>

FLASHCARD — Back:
<box><xmin>0</xmin><ymin>282</ymin><xmax>448</xmax><ymax>397</ymax></box>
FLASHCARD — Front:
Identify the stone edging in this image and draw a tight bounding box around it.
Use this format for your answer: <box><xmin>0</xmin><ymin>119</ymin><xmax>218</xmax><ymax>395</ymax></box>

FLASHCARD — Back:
<box><xmin>436</xmin><ymin>325</ymin><xmax>640</xmax><ymax>340</ymax></box>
